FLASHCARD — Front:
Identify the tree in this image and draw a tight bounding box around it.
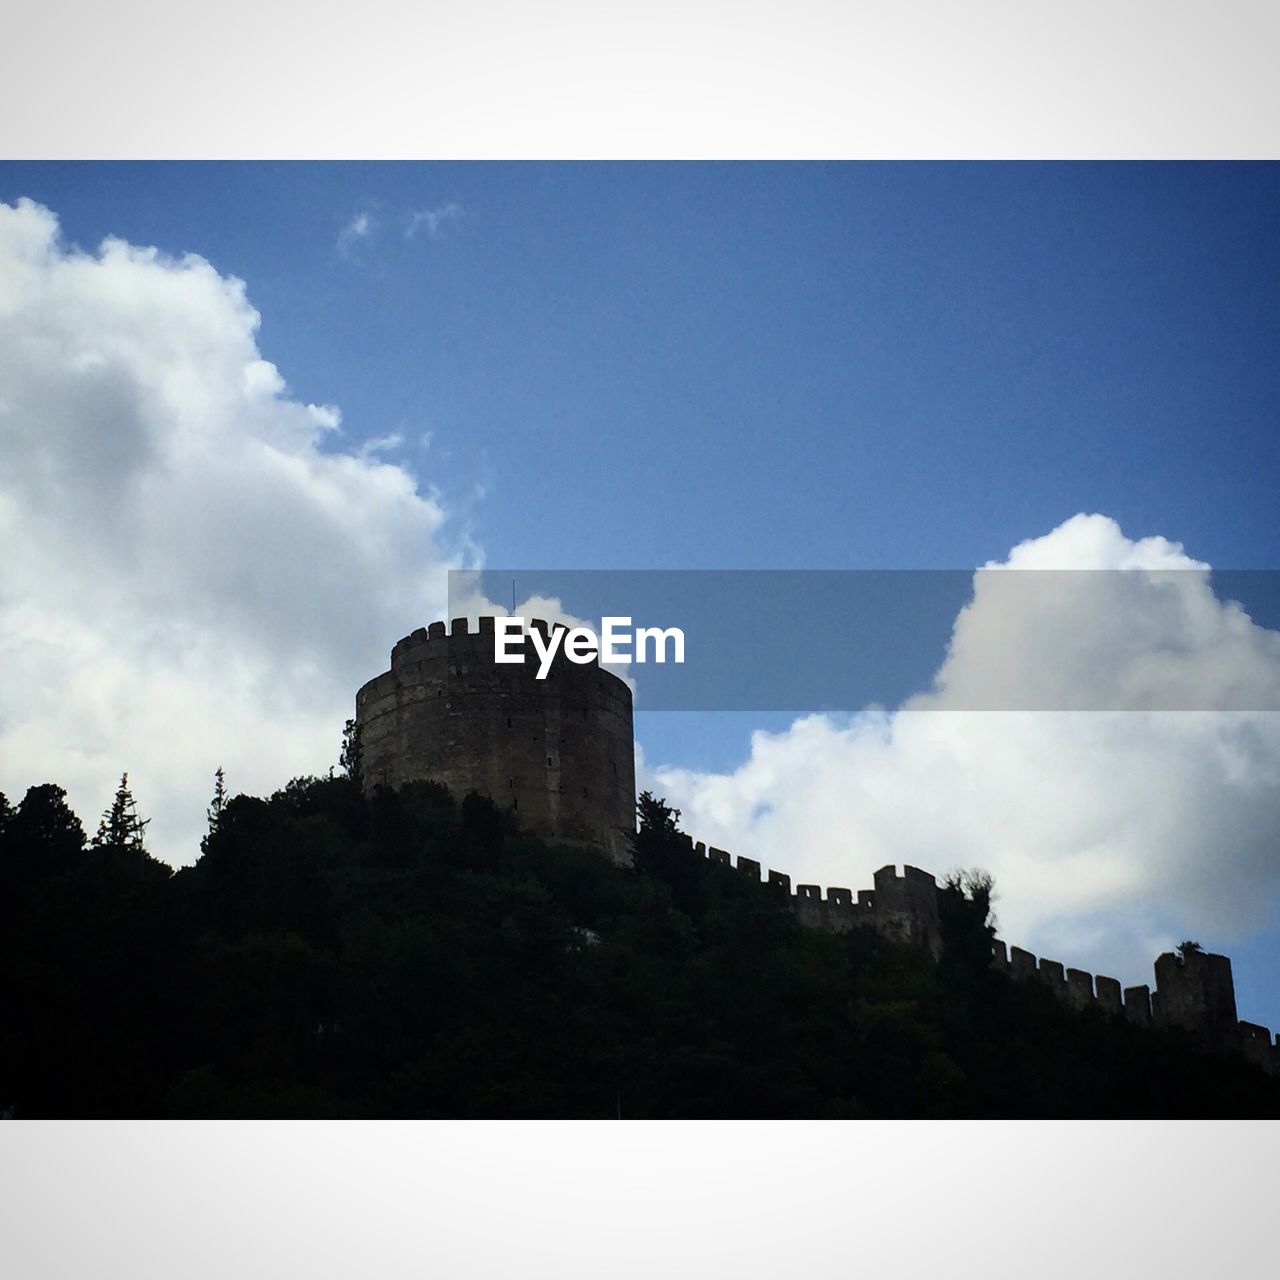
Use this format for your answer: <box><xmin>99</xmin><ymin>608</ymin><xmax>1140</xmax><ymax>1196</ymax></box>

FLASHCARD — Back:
<box><xmin>202</xmin><ymin>768</ymin><xmax>228</xmax><ymax>854</ymax></box>
<box><xmin>2</xmin><ymin>783</ymin><xmax>86</xmax><ymax>882</ymax></box>
<box><xmin>637</xmin><ymin>790</ymin><xmax>681</xmax><ymax>840</ymax></box>
<box><xmin>949</xmin><ymin>868</ymin><xmax>995</xmax><ymax>923</ymax></box>
<box><xmin>340</xmin><ymin>718</ymin><xmax>363</xmax><ymax>788</ymax></box>
<box><xmin>91</xmin><ymin>773</ymin><xmax>150</xmax><ymax>852</ymax></box>
<box><xmin>939</xmin><ymin>867</ymin><xmax>997</xmax><ymax>976</ymax></box>
<box><xmin>1177</xmin><ymin>940</ymin><xmax>1204</xmax><ymax>961</ymax></box>
<box><xmin>633</xmin><ymin>791</ymin><xmax>681</xmax><ymax>877</ymax></box>
<box><xmin>631</xmin><ymin>791</ymin><xmax>709</xmax><ymax>916</ymax></box>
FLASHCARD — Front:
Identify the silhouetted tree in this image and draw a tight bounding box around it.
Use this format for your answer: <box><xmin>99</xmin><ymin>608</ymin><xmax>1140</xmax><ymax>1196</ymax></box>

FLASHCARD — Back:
<box><xmin>630</xmin><ymin>791</ymin><xmax>723</xmax><ymax>921</ymax></box>
<box><xmin>340</xmin><ymin>719</ymin><xmax>363</xmax><ymax>788</ymax></box>
<box><xmin>92</xmin><ymin>773</ymin><xmax>150</xmax><ymax>852</ymax></box>
<box><xmin>631</xmin><ymin>790</ymin><xmax>680</xmax><ymax>879</ymax></box>
<box><xmin>637</xmin><ymin>790</ymin><xmax>680</xmax><ymax>839</ymax></box>
<box><xmin>1177</xmin><ymin>940</ymin><xmax>1204</xmax><ymax>960</ymax></box>
<box><xmin>202</xmin><ymin>767</ymin><xmax>228</xmax><ymax>854</ymax></box>
<box><xmin>2</xmin><ymin>783</ymin><xmax>86</xmax><ymax>883</ymax></box>
<box><xmin>939</xmin><ymin>867</ymin><xmax>997</xmax><ymax>976</ymax></box>
<box><xmin>6</xmin><ymin>771</ymin><xmax>1280</xmax><ymax>1120</ymax></box>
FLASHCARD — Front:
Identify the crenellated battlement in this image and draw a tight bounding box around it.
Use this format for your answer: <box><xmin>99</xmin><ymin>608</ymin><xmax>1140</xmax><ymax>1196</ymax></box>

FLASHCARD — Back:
<box><xmin>674</xmin><ymin>835</ymin><xmax>941</xmax><ymax>954</ymax></box>
<box><xmin>673</xmin><ymin>832</ymin><xmax>1280</xmax><ymax>1076</ymax></box>
<box><xmin>390</xmin><ymin>616</ymin><xmax>576</xmax><ymax>668</ymax></box>
<box><xmin>990</xmin><ymin>935</ymin><xmax>1279</xmax><ymax>1073</ymax></box>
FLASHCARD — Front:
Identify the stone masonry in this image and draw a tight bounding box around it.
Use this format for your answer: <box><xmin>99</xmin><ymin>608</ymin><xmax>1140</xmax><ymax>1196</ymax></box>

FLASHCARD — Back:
<box><xmin>356</xmin><ymin>617</ymin><xmax>636</xmax><ymax>863</ymax></box>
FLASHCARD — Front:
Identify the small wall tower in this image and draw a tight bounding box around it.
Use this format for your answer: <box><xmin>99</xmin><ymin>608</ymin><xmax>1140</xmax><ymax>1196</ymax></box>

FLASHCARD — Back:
<box><xmin>355</xmin><ymin>617</ymin><xmax>636</xmax><ymax>861</ymax></box>
<box><xmin>1151</xmin><ymin>949</ymin><xmax>1239</xmax><ymax>1047</ymax></box>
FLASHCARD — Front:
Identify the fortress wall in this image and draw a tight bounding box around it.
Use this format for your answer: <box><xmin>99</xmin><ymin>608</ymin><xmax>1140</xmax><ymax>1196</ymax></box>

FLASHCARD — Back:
<box><xmin>983</xmin><ymin>938</ymin><xmax>1276</xmax><ymax>1072</ymax></box>
<box><xmin>675</xmin><ymin>841</ymin><xmax>936</xmax><ymax>944</ymax></box>
<box><xmin>1066</xmin><ymin>968</ymin><xmax>1095</xmax><ymax>1008</ymax></box>
<box><xmin>1238</xmin><ymin>1022</ymin><xmax>1272</xmax><ymax>1070</ymax></box>
<box><xmin>871</xmin><ymin>865</ymin><xmax>942</xmax><ymax>956</ymax></box>
<box><xmin>663</xmin><ymin>833</ymin><xmax>1280</xmax><ymax>1075</ymax></box>
<box><xmin>1151</xmin><ymin>951</ymin><xmax>1238</xmax><ymax>1043</ymax></box>
<box><xmin>361</xmin><ymin>620</ymin><xmax>1280</xmax><ymax>1078</ymax></box>
<box><xmin>1124</xmin><ymin>985</ymin><xmax>1152</xmax><ymax>1025</ymax></box>
<box><xmin>1038</xmin><ymin>959</ymin><xmax>1067</xmax><ymax>1000</ymax></box>
<box><xmin>1095</xmin><ymin>976</ymin><xmax>1122</xmax><ymax>1014</ymax></box>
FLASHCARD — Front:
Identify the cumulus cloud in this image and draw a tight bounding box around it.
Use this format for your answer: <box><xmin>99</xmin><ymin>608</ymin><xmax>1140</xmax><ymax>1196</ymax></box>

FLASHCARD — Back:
<box><xmin>0</xmin><ymin>198</ymin><xmax>463</xmax><ymax>863</ymax></box>
<box><xmin>646</xmin><ymin>514</ymin><xmax>1280</xmax><ymax>986</ymax></box>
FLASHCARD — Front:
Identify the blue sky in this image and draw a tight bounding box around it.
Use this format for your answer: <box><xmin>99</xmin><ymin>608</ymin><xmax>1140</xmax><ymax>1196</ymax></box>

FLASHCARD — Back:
<box><xmin>3</xmin><ymin>162</ymin><xmax>1280</xmax><ymax>1024</ymax></box>
<box><xmin>9</xmin><ymin>162</ymin><xmax>1279</xmax><ymax>572</ymax></box>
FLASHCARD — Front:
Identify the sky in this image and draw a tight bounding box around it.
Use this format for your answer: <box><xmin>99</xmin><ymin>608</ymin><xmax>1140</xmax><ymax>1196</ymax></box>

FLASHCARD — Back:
<box><xmin>2</xmin><ymin>162</ymin><xmax>1280</xmax><ymax>1022</ymax></box>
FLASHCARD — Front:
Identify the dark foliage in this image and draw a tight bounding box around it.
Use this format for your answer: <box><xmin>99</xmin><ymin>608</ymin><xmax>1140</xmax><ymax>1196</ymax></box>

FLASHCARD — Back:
<box><xmin>3</xmin><ymin>783</ymin><xmax>86</xmax><ymax>885</ymax></box>
<box><xmin>339</xmin><ymin>719</ymin><xmax>363</xmax><ymax>789</ymax></box>
<box><xmin>91</xmin><ymin>772</ymin><xmax>151</xmax><ymax>852</ymax></box>
<box><xmin>1</xmin><ymin>780</ymin><xmax>1277</xmax><ymax>1117</ymax></box>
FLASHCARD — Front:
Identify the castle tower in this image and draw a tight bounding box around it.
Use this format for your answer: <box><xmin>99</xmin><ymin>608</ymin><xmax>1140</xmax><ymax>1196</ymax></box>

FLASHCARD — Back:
<box><xmin>355</xmin><ymin>617</ymin><xmax>636</xmax><ymax>861</ymax></box>
<box><xmin>1151</xmin><ymin>949</ymin><xmax>1238</xmax><ymax>1047</ymax></box>
<box><xmin>870</xmin><ymin>865</ymin><xmax>942</xmax><ymax>957</ymax></box>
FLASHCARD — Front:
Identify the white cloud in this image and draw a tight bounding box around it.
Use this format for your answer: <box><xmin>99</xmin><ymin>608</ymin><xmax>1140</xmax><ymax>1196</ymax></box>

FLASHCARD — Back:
<box><xmin>7</xmin><ymin>193</ymin><xmax>1276</xmax><ymax>1004</ymax></box>
<box><xmin>405</xmin><ymin>203</ymin><xmax>463</xmax><ymax>240</ymax></box>
<box><xmin>357</xmin><ymin>430</ymin><xmax>405</xmax><ymax>459</ymax></box>
<box><xmin>645</xmin><ymin>514</ymin><xmax>1280</xmax><ymax>987</ymax></box>
<box><xmin>336</xmin><ymin>208</ymin><xmax>376</xmax><ymax>255</ymax></box>
<box><xmin>0</xmin><ymin>198</ymin><xmax>463</xmax><ymax>863</ymax></box>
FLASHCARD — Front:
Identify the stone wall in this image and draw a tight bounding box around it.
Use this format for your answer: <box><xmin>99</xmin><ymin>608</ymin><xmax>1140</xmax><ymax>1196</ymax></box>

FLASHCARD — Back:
<box><xmin>677</xmin><ymin>832</ymin><xmax>1280</xmax><ymax>1075</ymax></box>
<box><xmin>355</xmin><ymin>619</ymin><xmax>1278</xmax><ymax>1076</ymax></box>
<box><xmin>675</xmin><ymin>834</ymin><xmax>942</xmax><ymax>956</ymax></box>
<box><xmin>356</xmin><ymin>617</ymin><xmax>636</xmax><ymax>861</ymax></box>
<box><xmin>992</xmin><ymin>937</ymin><xmax>1279</xmax><ymax>1073</ymax></box>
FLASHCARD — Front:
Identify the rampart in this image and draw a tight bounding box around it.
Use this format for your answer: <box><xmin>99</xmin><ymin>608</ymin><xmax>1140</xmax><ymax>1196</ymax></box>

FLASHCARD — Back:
<box><xmin>676</xmin><ymin>833</ymin><xmax>943</xmax><ymax>957</ymax></box>
<box><xmin>990</xmin><ymin>938</ymin><xmax>1278</xmax><ymax>1071</ymax></box>
<box><xmin>354</xmin><ymin>619</ymin><xmax>1278</xmax><ymax>1077</ymax></box>
<box><xmin>356</xmin><ymin>617</ymin><xmax>636</xmax><ymax>862</ymax></box>
<box><xmin>675</xmin><ymin>832</ymin><xmax>1280</xmax><ymax>1076</ymax></box>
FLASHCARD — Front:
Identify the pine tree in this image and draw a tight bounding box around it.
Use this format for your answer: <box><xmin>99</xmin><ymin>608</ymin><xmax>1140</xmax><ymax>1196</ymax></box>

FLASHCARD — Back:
<box><xmin>201</xmin><ymin>767</ymin><xmax>227</xmax><ymax>853</ymax></box>
<box><xmin>91</xmin><ymin>772</ymin><xmax>150</xmax><ymax>852</ymax></box>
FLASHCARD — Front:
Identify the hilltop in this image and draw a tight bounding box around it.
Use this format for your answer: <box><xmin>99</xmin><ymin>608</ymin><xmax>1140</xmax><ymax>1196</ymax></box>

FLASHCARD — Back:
<box><xmin>1</xmin><ymin>776</ymin><xmax>1277</xmax><ymax>1118</ymax></box>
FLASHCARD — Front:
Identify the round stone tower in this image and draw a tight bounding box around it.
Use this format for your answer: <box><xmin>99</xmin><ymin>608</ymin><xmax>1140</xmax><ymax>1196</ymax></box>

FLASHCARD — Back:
<box><xmin>355</xmin><ymin>617</ymin><xmax>636</xmax><ymax>861</ymax></box>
